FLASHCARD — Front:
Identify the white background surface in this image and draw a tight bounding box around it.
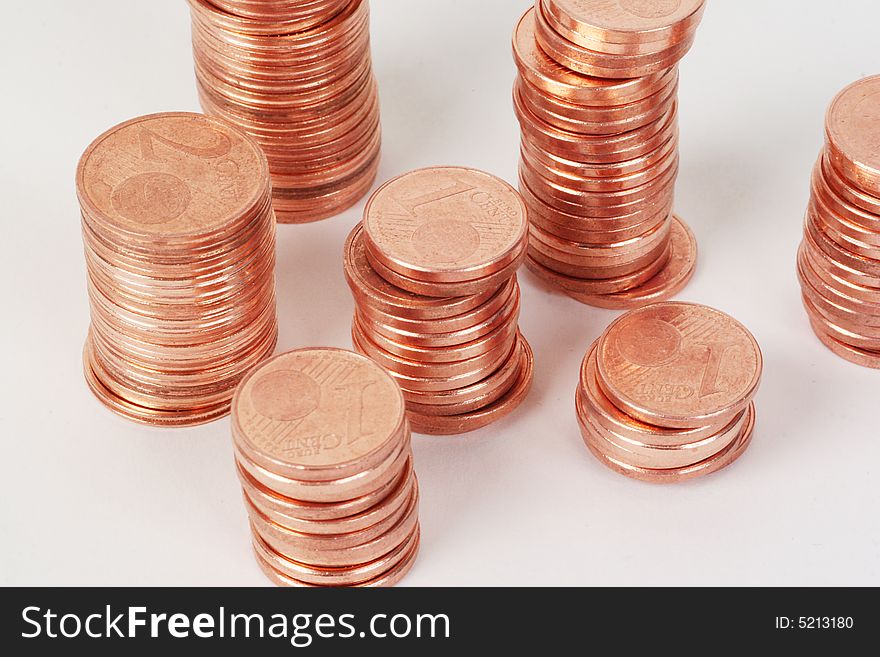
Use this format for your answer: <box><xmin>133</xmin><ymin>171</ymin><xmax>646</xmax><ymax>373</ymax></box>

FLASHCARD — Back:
<box><xmin>1</xmin><ymin>0</ymin><xmax>878</xmax><ymax>586</ymax></box>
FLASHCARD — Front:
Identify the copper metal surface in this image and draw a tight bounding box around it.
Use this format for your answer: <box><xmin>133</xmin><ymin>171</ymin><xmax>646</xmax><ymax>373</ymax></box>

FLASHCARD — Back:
<box><xmin>231</xmin><ymin>347</ymin><xmax>419</xmax><ymax>586</ymax></box>
<box><xmin>512</xmin><ymin>4</ymin><xmax>702</xmax><ymax>308</ymax></box>
<box><xmin>797</xmin><ymin>77</ymin><xmax>880</xmax><ymax>367</ymax></box>
<box><xmin>575</xmin><ymin>301</ymin><xmax>761</xmax><ymax>482</ymax></box>
<box><xmin>346</xmin><ymin>167</ymin><xmax>532</xmax><ymax>435</ymax></box>
<box><xmin>77</xmin><ymin>112</ymin><xmax>278</xmax><ymax>426</ymax></box>
<box><xmin>188</xmin><ymin>0</ymin><xmax>380</xmax><ymax>222</ymax></box>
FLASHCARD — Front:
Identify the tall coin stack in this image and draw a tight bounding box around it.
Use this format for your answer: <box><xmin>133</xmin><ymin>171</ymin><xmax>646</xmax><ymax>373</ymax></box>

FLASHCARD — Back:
<box><xmin>576</xmin><ymin>302</ymin><xmax>761</xmax><ymax>483</ymax></box>
<box><xmin>188</xmin><ymin>0</ymin><xmax>381</xmax><ymax>223</ymax></box>
<box><xmin>232</xmin><ymin>348</ymin><xmax>419</xmax><ymax>587</ymax></box>
<box><xmin>344</xmin><ymin>167</ymin><xmax>534</xmax><ymax>435</ymax></box>
<box><xmin>77</xmin><ymin>113</ymin><xmax>278</xmax><ymax>426</ymax></box>
<box><xmin>797</xmin><ymin>75</ymin><xmax>880</xmax><ymax>369</ymax></box>
<box><xmin>513</xmin><ymin>1</ymin><xmax>705</xmax><ymax>309</ymax></box>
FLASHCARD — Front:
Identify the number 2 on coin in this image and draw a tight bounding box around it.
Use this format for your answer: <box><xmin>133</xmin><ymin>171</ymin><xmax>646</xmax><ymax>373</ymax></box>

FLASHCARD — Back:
<box><xmin>138</xmin><ymin>126</ymin><xmax>232</xmax><ymax>162</ymax></box>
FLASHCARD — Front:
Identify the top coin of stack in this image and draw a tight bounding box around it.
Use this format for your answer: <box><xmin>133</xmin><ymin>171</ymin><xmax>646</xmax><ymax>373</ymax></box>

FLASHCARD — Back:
<box><xmin>576</xmin><ymin>302</ymin><xmax>762</xmax><ymax>483</ymax></box>
<box><xmin>513</xmin><ymin>1</ymin><xmax>704</xmax><ymax>309</ymax></box>
<box><xmin>345</xmin><ymin>167</ymin><xmax>534</xmax><ymax>435</ymax></box>
<box><xmin>188</xmin><ymin>0</ymin><xmax>381</xmax><ymax>223</ymax></box>
<box><xmin>77</xmin><ymin>112</ymin><xmax>278</xmax><ymax>426</ymax></box>
<box><xmin>539</xmin><ymin>0</ymin><xmax>705</xmax><ymax>78</ymax></box>
<box><xmin>797</xmin><ymin>75</ymin><xmax>880</xmax><ymax>369</ymax></box>
<box><xmin>232</xmin><ymin>348</ymin><xmax>419</xmax><ymax>587</ymax></box>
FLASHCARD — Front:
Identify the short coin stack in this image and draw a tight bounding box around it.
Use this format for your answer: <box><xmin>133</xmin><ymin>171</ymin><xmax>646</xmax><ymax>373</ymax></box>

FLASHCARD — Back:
<box><xmin>797</xmin><ymin>75</ymin><xmax>880</xmax><ymax>369</ymax></box>
<box><xmin>232</xmin><ymin>348</ymin><xmax>419</xmax><ymax>587</ymax></box>
<box><xmin>188</xmin><ymin>0</ymin><xmax>380</xmax><ymax>223</ymax></box>
<box><xmin>345</xmin><ymin>167</ymin><xmax>534</xmax><ymax>435</ymax></box>
<box><xmin>77</xmin><ymin>112</ymin><xmax>278</xmax><ymax>426</ymax></box>
<box><xmin>576</xmin><ymin>302</ymin><xmax>761</xmax><ymax>483</ymax></box>
<box><xmin>513</xmin><ymin>1</ymin><xmax>705</xmax><ymax>308</ymax></box>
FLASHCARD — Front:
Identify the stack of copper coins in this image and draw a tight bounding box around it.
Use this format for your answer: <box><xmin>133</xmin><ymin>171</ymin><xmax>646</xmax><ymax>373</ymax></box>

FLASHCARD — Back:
<box><xmin>512</xmin><ymin>1</ymin><xmax>705</xmax><ymax>309</ymax></box>
<box><xmin>188</xmin><ymin>0</ymin><xmax>380</xmax><ymax>223</ymax></box>
<box><xmin>344</xmin><ymin>167</ymin><xmax>534</xmax><ymax>435</ymax></box>
<box><xmin>77</xmin><ymin>112</ymin><xmax>278</xmax><ymax>426</ymax></box>
<box><xmin>576</xmin><ymin>302</ymin><xmax>762</xmax><ymax>483</ymax></box>
<box><xmin>797</xmin><ymin>76</ymin><xmax>880</xmax><ymax>369</ymax></box>
<box><xmin>232</xmin><ymin>348</ymin><xmax>419</xmax><ymax>587</ymax></box>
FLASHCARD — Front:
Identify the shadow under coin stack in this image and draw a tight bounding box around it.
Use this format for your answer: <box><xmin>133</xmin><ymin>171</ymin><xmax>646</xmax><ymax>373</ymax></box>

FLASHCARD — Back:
<box><xmin>576</xmin><ymin>302</ymin><xmax>762</xmax><ymax>483</ymax></box>
<box><xmin>513</xmin><ymin>0</ymin><xmax>705</xmax><ymax>308</ymax></box>
<box><xmin>232</xmin><ymin>348</ymin><xmax>419</xmax><ymax>587</ymax></box>
<box><xmin>188</xmin><ymin>0</ymin><xmax>380</xmax><ymax>223</ymax></box>
<box><xmin>797</xmin><ymin>75</ymin><xmax>880</xmax><ymax>369</ymax></box>
<box><xmin>345</xmin><ymin>167</ymin><xmax>534</xmax><ymax>435</ymax></box>
<box><xmin>77</xmin><ymin>112</ymin><xmax>278</xmax><ymax>426</ymax></box>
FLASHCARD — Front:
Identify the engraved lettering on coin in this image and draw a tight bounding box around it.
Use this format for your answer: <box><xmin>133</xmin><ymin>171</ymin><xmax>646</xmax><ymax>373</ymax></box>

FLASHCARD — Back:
<box><xmin>111</xmin><ymin>172</ymin><xmax>190</xmax><ymax>224</ymax></box>
<box><xmin>616</xmin><ymin>317</ymin><xmax>681</xmax><ymax>367</ymax></box>
<box><xmin>78</xmin><ymin>114</ymin><xmax>267</xmax><ymax>235</ymax></box>
<box><xmin>619</xmin><ymin>0</ymin><xmax>681</xmax><ymax>19</ymax></box>
<box><xmin>411</xmin><ymin>218</ymin><xmax>481</xmax><ymax>264</ymax></box>
<box><xmin>598</xmin><ymin>303</ymin><xmax>762</xmax><ymax>422</ymax></box>
<box><xmin>252</xmin><ymin>370</ymin><xmax>321</xmax><ymax>422</ymax></box>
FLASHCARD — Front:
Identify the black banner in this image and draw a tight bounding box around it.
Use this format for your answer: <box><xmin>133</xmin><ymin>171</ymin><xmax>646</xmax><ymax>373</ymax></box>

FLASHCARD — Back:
<box><xmin>1</xmin><ymin>587</ymin><xmax>873</xmax><ymax>653</ymax></box>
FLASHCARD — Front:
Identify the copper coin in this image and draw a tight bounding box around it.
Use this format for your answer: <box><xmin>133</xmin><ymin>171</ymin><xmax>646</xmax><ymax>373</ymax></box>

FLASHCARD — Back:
<box><xmin>236</xmin><ymin>454</ymin><xmax>414</xmax><ymax>524</ymax></box>
<box><xmin>400</xmin><ymin>335</ymin><xmax>525</xmax><ymax>408</ymax></box>
<box><xmin>581</xmin><ymin>402</ymin><xmax>755</xmax><ymax>483</ymax></box>
<box><xmin>515</xmin><ymin>91</ymin><xmax>678</xmax><ymax>163</ymax></box>
<box><xmin>407</xmin><ymin>336</ymin><xmax>534</xmax><ymax>435</ymax></box>
<box><xmin>535</xmin><ymin>4</ymin><xmax>697</xmax><ymax>78</ymax></box>
<box><xmin>811</xmin><ymin>161</ymin><xmax>880</xmax><ymax>234</ymax></box>
<box><xmin>516</xmin><ymin>75</ymin><xmax>678</xmax><ymax>136</ymax></box>
<box><xmin>364</xmin><ymin>239</ymin><xmax>526</xmax><ymax>298</ymax></box>
<box><xmin>513</xmin><ymin>8</ymin><xmax>677</xmax><ymax>106</ymax></box>
<box><xmin>354</xmin><ymin>312</ymin><xmax>519</xmax><ymax>364</ymax></box>
<box><xmin>362</xmin><ymin>167</ymin><xmax>529</xmax><ymax>284</ymax></box>
<box><xmin>596</xmin><ymin>302</ymin><xmax>763</xmax><ymax>429</ymax></box>
<box><xmin>521</xmin><ymin>126</ymin><xmax>679</xmax><ymax>180</ymax></box>
<box><xmin>521</xmin><ymin>135</ymin><xmax>679</xmax><ymax>192</ymax></box>
<box><xmin>808</xmin><ymin>318</ymin><xmax>880</xmax><ymax>369</ymax></box>
<box><xmin>232</xmin><ymin>348</ymin><xmax>407</xmax><ymax>483</ymax></box>
<box><xmin>542</xmin><ymin>0</ymin><xmax>706</xmax><ymax>47</ymax></box>
<box><xmin>530</xmin><ymin>215</ymin><xmax>672</xmax><ymax>264</ymax></box>
<box><xmin>356</xmin><ymin>280</ymin><xmax>519</xmax><ymax>345</ymax></box>
<box><xmin>805</xmin><ymin>213</ymin><xmax>880</xmax><ymax>279</ymax></box>
<box><xmin>825</xmin><ymin>75</ymin><xmax>880</xmax><ymax>196</ymax></box>
<box><xmin>528</xmin><ymin>235</ymin><xmax>669</xmax><ymax>281</ymax></box>
<box><xmin>578</xmin><ymin>342</ymin><xmax>726</xmax><ymax>446</ymax></box>
<box><xmin>525</xmin><ymin>241</ymin><xmax>671</xmax><ymax>296</ymax></box>
<box><xmin>188</xmin><ymin>0</ymin><xmax>380</xmax><ymax>222</ymax></box>
<box><xmin>352</xmin><ymin>325</ymin><xmax>515</xmax><ymax>390</ymax></box>
<box><xmin>798</xmin><ymin>249</ymin><xmax>880</xmax><ymax>325</ymax></box>
<box><xmin>528</xmin><ymin>201</ymin><xmax>670</xmax><ymax>245</ymax></box>
<box><xmin>253</xmin><ymin>525</ymin><xmax>420</xmax><ymax>588</ymax></box>
<box><xmin>803</xmin><ymin>297</ymin><xmax>880</xmax><ymax>350</ymax></box>
<box><xmin>244</xmin><ymin>476</ymin><xmax>417</xmax><ymax>552</ymax></box>
<box><xmin>235</xmin><ymin>438</ymin><xmax>410</xmax><ymax>504</ymax></box>
<box><xmin>78</xmin><ymin>113</ymin><xmax>277</xmax><ymax>426</ymax></box>
<box><xmin>252</xmin><ymin>485</ymin><xmax>419</xmax><ymax>567</ymax></box>
<box><xmin>578</xmin><ymin>395</ymin><xmax>749</xmax><ymax>470</ymax></box>
<box><xmin>520</xmin><ymin>172</ymin><xmax>674</xmax><ymax>231</ymax></box>
<box><xmin>820</xmin><ymin>154</ymin><xmax>880</xmax><ymax>217</ymax></box>
<box><xmin>344</xmin><ymin>224</ymin><xmax>502</xmax><ymax>321</ymax></box>
<box><xmin>355</xmin><ymin>278</ymin><xmax>517</xmax><ymax>335</ymax></box>
<box><xmin>801</xmin><ymin>243</ymin><xmax>880</xmax><ymax>305</ymax></box>
<box><xmin>565</xmin><ymin>215</ymin><xmax>697</xmax><ymax>308</ymax></box>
